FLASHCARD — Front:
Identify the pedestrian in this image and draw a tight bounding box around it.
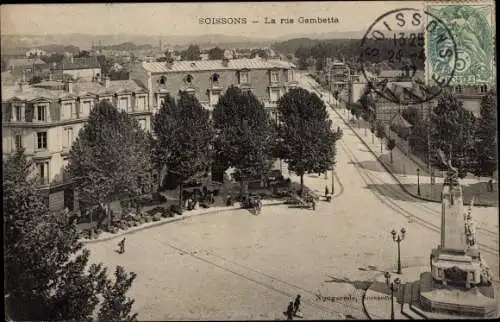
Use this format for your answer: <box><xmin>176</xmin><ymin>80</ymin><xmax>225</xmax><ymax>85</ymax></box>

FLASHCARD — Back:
<box><xmin>311</xmin><ymin>199</ymin><xmax>316</xmax><ymax>211</ymax></box>
<box><xmin>286</xmin><ymin>301</ymin><xmax>294</xmax><ymax>320</ymax></box>
<box><xmin>293</xmin><ymin>294</ymin><xmax>301</xmax><ymax>315</ymax></box>
<box><xmin>118</xmin><ymin>238</ymin><xmax>126</xmax><ymax>254</ymax></box>
<box><xmin>325</xmin><ymin>186</ymin><xmax>329</xmax><ymax>197</ymax></box>
<box><xmin>487</xmin><ymin>179</ymin><xmax>493</xmax><ymax>192</ymax></box>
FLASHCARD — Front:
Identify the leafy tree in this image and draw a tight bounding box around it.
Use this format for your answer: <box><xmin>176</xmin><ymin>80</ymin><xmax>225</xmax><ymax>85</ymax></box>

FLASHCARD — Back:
<box><xmin>76</xmin><ymin>50</ymin><xmax>91</xmax><ymax>58</ymax></box>
<box><xmin>4</xmin><ymin>149</ymin><xmax>137</xmax><ymax>321</ymax></box>
<box><xmin>277</xmin><ymin>88</ymin><xmax>339</xmax><ymax>194</ymax></box>
<box><xmin>98</xmin><ymin>266</ymin><xmax>138</xmax><ymax>321</ymax></box>
<box><xmin>474</xmin><ymin>90</ymin><xmax>497</xmax><ymax>176</ymax></box>
<box><xmin>181</xmin><ymin>44</ymin><xmax>201</xmax><ymax>61</ymax></box>
<box><xmin>207</xmin><ymin>47</ymin><xmax>225</xmax><ymax>60</ymax></box>
<box><xmin>250</xmin><ymin>49</ymin><xmax>268</xmax><ymax>59</ymax></box>
<box><xmin>375</xmin><ymin>120</ymin><xmax>385</xmax><ymax>153</ymax></box>
<box><xmin>97</xmin><ymin>55</ymin><xmax>114</xmax><ymax>76</ymax></box>
<box><xmin>386</xmin><ymin>138</ymin><xmax>396</xmax><ymax>164</ymax></box>
<box><xmin>40</xmin><ymin>53</ymin><xmax>65</xmax><ymax>65</ymax></box>
<box><xmin>68</xmin><ymin>101</ymin><xmax>152</xmax><ymax>230</ymax></box>
<box><xmin>213</xmin><ymin>86</ymin><xmax>274</xmax><ymax>196</ymax></box>
<box><xmin>151</xmin><ymin>92</ymin><xmax>213</xmax><ymax>211</ymax></box>
<box><xmin>429</xmin><ymin>91</ymin><xmax>476</xmax><ymax>177</ymax></box>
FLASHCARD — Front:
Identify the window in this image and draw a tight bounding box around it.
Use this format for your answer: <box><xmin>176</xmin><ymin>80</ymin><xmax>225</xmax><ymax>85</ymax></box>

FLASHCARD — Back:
<box><xmin>480</xmin><ymin>85</ymin><xmax>488</xmax><ymax>93</ymax></box>
<box><xmin>14</xmin><ymin>105</ymin><xmax>23</xmax><ymax>122</ymax></box>
<box><xmin>37</xmin><ymin>161</ymin><xmax>50</xmax><ymax>185</ymax></box>
<box><xmin>37</xmin><ymin>132</ymin><xmax>47</xmax><ymax>149</ymax></box>
<box><xmin>212</xmin><ymin>73</ymin><xmax>220</xmax><ymax>82</ymax></box>
<box><xmin>270</xmin><ymin>70</ymin><xmax>280</xmax><ymax>83</ymax></box>
<box><xmin>138</xmin><ymin>119</ymin><xmax>146</xmax><ymax>130</ymax></box>
<box><xmin>36</xmin><ymin>105</ymin><xmax>47</xmax><ymax>121</ymax></box>
<box><xmin>158</xmin><ymin>95</ymin><xmax>166</xmax><ymax>107</ymax></box>
<box><xmin>185</xmin><ymin>74</ymin><xmax>193</xmax><ymax>83</ymax></box>
<box><xmin>136</xmin><ymin>96</ymin><xmax>146</xmax><ymax>111</ymax></box>
<box><xmin>119</xmin><ymin>97</ymin><xmax>129</xmax><ymax>112</ymax></box>
<box><xmin>239</xmin><ymin>71</ymin><xmax>249</xmax><ymax>84</ymax></box>
<box><xmin>270</xmin><ymin>89</ymin><xmax>280</xmax><ymax>102</ymax></box>
<box><xmin>14</xmin><ymin>134</ymin><xmax>23</xmax><ymax>150</ymax></box>
<box><xmin>159</xmin><ymin>76</ymin><xmax>166</xmax><ymax>85</ymax></box>
<box><xmin>80</xmin><ymin>100</ymin><xmax>91</xmax><ymax>117</ymax></box>
<box><xmin>63</xmin><ymin>128</ymin><xmax>73</xmax><ymax>149</ymax></box>
<box><xmin>287</xmin><ymin>70</ymin><xmax>294</xmax><ymax>82</ymax></box>
<box><xmin>456</xmin><ymin>85</ymin><xmax>462</xmax><ymax>93</ymax></box>
<box><xmin>62</xmin><ymin>102</ymin><xmax>73</xmax><ymax>120</ymax></box>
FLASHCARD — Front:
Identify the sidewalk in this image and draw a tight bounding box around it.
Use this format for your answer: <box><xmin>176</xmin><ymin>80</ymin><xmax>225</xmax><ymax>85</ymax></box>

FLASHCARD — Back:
<box><xmin>329</xmin><ymin>101</ymin><xmax>497</xmax><ymax>207</ymax></box>
<box><xmin>81</xmin><ymin>199</ymin><xmax>286</xmax><ymax>244</ymax></box>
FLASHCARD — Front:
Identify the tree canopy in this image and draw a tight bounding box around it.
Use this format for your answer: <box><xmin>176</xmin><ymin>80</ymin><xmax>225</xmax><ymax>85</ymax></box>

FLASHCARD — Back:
<box><xmin>4</xmin><ymin>149</ymin><xmax>137</xmax><ymax>321</ymax></box>
<box><xmin>207</xmin><ymin>47</ymin><xmax>225</xmax><ymax>60</ymax></box>
<box><xmin>276</xmin><ymin>88</ymin><xmax>340</xmax><ymax>193</ymax></box>
<box><xmin>67</xmin><ymin>100</ymin><xmax>152</xmax><ymax>215</ymax></box>
<box><xmin>429</xmin><ymin>91</ymin><xmax>476</xmax><ymax>177</ymax></box>
<box><xmin>212</xmin><ymin>86</ymin><xmax>274</xmax><ymax>194</ymax></box>
<box><xmin>181</xmin><ymin>44</ymin><xmax>201</xmax><ymax>61</ymax></box>
<box><xmin>151</xmin><ymin>92</ymin><xmax>213</xmax><ymax>202</ymax></box>
<box><xmin>474</xmin><ymin>90</ymin><xmax>497</xmax><ymax>176</ymax></box>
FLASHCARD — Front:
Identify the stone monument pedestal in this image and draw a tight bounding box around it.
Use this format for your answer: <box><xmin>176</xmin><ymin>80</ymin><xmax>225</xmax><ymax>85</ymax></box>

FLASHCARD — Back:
<box><xmin>413</xmin><ymin>171</ymin><xmax>497</xmax><ymax>318</ymax></box>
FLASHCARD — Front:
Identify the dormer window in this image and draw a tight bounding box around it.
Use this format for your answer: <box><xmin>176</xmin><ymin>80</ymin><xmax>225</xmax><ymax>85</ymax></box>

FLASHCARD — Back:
<box><xmin>239</xmin><ymin>70</ymin><xmax>249</xmax><ymax>84</ymax></box>
<box><xmin>270</xmin><ymin>70</ymin><xmax>280</xmax><ymax>83</ymax></box>
<box><xmin>36</xmin><ymin>104</ymin><xmax>48</xmax><ymax>122</ymax></box>
<box><xmin>159</xmin><ymin>76</ymin><xmax>166</xmax><ymax>85</ymax></box>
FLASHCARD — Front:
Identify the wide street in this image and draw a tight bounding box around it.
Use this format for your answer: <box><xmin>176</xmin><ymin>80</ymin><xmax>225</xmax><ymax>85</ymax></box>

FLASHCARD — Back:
<box><xmin>86</xmin><ymin>73</ymin><xmax>499</xmax><ymax>320</ymax></box>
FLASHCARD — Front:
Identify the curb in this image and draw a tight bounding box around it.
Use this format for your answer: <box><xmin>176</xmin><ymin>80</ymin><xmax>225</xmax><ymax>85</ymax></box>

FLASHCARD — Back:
<box><xmin>328</xmin><ymin>103</ymin><xmax>494</xmax><ymax>208</ymax></box>
<box><xmin>81</xmin><ymin>201</ymin><xmax>286</xmax><ymax>244</ymax></box>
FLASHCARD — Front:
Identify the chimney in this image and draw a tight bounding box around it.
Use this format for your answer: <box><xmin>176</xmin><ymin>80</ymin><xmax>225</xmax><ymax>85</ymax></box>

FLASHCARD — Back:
<box><xmin>66</xmin><ymin>80</ymin><xmax>73</xmax><ymax>93</ymax></box>
<box><xmin>222</xmin><ymin>57</ymin><xmax>229</xmax><ymax>67</ymax></box>
<box><xmin>105</xmin><ymin>76</ymin><xmax>110</xmax><ymax>88</ymax></box>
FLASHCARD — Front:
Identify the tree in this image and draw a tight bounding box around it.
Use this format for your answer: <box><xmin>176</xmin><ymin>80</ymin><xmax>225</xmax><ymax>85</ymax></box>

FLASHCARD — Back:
<box><xmin>375</xmin><ymin>120</ymin><xmax>385</xmax><ymax>153</ymax></box>
<box><xmin>250</xmin><ymin>49</ymin><xmax>268</xmax><ymax>59</ymax></box>
<box><xmin>76</xmin><ymin>50</ymin><xmax>90</xmax><ymax>58</ymax></box>
<box><xmin>213</xmin><ymin>86</ymin><xmax>274</xmax><ymax>196</ymax></box>
<box><xmin>98</xmin><ymin>266</ymin><xmax>138</xmax><ymax>321</ymax></box>
<box><xmin>474</xmin><ymin>90</ymin><xmax>497</xmax><ymax>176</ymax></box>
<box><xmin>386</xmin><ymin>138</ymin><xmax>396</xmax><ymax>164</ymax></box>
<box><xmin>4</xmin><ymin>149</ymin><xmax>137</xmax><ymax>321</ymax></box>
<box><xmin>429</xmin><ymin>91</ymin><xmax>476</xmax><ymax>177</ymax></box>
<box><xmin>68</xmin><ymin>101</ymin><xmax>152</xmax><ymax>230</ymax></box>
<box><xmin>207</xmin><ymin>47</ymin><xmax>225</xmax><ymax>60</ymax></box>
<box><xmin>181</xmin><ymin>44</ymin><xmax>201</xmax><ymax>61</ymax></box>
<box><xmin>277</xmin><ymin>88</ymin><xmax>339</xmax><ymax>194</ymax></box>
<box><xmin>151</xmin><ymin>92</ymin><xmax>213</xmax><ymax>211</ymax></box>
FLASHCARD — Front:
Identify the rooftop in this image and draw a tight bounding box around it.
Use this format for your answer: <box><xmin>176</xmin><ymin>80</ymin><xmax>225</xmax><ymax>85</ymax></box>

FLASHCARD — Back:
<box><xmin>2</xmin><ymin>79</ymin><xmax>147</xmax><ymax>102</ymax></box>
<box><xmin>7</xmin><ymin>58</ymin><xmax>47</xmax><ymax>68</ymax></box>
<box><xmin>54</xmin><ymin>57</ymin><xmax>101</xmax><ymax>70</ymax></box>
<box><xmin>140</xmin><ymin>57</ymin><xmax>295</xmax><ymax>73</ymax></box>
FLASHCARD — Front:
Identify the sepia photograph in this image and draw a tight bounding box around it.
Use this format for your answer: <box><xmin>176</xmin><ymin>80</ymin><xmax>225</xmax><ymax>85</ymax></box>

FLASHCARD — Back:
<box><xmin>1</xmin><ymin>1</ymin><xmax>498</xmax><ymax>320</ymax></box>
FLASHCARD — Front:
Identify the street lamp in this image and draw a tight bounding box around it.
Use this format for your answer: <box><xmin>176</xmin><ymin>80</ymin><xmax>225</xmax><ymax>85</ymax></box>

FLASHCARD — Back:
<box><xmin>331</xmin><ymin>167</ymin><xmax>335</xmax><ymax>195</ymax></box>
<box><xmin>384</xmin><ymin>272</ymin><xmax>401</xmax><ymax>320</ymax></box>
<box><xmin>391</xmin><ymin>228</ymin><xmax>406</xmax><ymax>274</ymax></box>
<box><xmin>417</xmin><ymin>168</ymin><xmax>421</xmax><ymax>196</ymax></box>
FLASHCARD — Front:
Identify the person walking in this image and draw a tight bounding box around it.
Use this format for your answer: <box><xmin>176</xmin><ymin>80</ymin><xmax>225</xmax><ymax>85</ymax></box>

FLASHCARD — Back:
<box><xmin>311</xmin><ymin>199</ymin><xmax>316</xmax><ymax>211</ymax></box>
<box><xmin>293</xmin><ymin>294</ymin><xmax>301</xmax><ymax>316</ymax></box>
<box><xmin>325</xmin><ymin>186</ymin><xmax>329</xmax><ymax>197</ymax></box>
<box><xmin>286</xmin><ymin>301</ymin><xmax>294</xmax><ymax>320</ymax></box>
<box><xmin>118</xmin><ymin>238</ymin><xmax>126</xmax><ymax>254</ymax></box>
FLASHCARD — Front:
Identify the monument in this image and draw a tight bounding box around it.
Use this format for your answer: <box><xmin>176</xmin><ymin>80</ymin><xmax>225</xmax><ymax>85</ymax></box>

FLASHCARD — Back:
<box><xmin>415</xmin><ymin>150</ymin><xmax>497</xmax><ymax>317</ymax></box>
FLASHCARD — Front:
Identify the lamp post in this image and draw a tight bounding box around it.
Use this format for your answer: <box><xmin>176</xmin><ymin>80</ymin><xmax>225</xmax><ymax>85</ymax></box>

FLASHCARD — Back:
<box><xmin>331</xmin><ymin>167</ymin><xmax>335</xmax><ymax>195</ymax></box>
<box><xmin>417</xmin><ymin>168</ymin><xmax>421</xmax><ymax>196</ymax></box>
<box><xmin>391</xmin><ymin>228</ymin><xmax>406</xmax><ymax>274</ymax></box>
<box><xmin>384</xmin><ymin>272</ymin><xmax>401</xmax><ymax>320</ymax></box>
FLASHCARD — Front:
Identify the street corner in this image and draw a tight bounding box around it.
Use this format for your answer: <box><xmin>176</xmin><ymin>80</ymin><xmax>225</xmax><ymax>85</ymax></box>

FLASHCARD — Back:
<box><xmin>363</xmin><ymin>266</ymin><xmax>428</xmax><ymax>320</ymax></box>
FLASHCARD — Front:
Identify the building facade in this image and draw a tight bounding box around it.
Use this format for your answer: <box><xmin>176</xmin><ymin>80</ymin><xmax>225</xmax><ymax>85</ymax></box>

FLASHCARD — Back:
<box><xmin>130</xmin><ymin>57</ymin><xmax>297</xmax><ymax>118</ymax></box>
<box><xmin>2</xmin><ymin>78</ymin><xmax>151</xmax><ymax>211</ymax></box>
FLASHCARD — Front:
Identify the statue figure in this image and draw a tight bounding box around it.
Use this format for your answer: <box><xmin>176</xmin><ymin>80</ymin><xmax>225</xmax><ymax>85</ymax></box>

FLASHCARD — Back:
<box><xmin>437</xmin><ymin>149</ymin><xmax>459</xmax><ymax>185</ymax></box>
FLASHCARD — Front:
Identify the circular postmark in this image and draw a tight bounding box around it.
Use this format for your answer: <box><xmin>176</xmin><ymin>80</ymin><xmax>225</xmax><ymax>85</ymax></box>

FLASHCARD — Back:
<box><xmin>360</xmin><ymin>8</ymin><xmax>458</xmax><ymax>105</ymax></box>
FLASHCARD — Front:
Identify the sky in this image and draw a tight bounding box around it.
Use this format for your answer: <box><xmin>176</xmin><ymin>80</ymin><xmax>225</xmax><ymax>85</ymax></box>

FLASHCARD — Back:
<box><xmin>1</xmin><ymin>2</ymin><xmax>427</xmax><ymax>38</ymax></box>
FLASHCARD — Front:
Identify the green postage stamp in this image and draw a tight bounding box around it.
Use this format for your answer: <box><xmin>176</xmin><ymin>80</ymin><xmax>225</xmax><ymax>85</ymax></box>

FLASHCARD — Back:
<box><xmin>426</xmin><ymin>2</ymin><xmax>495</xmax><ymax>86</ymax></box>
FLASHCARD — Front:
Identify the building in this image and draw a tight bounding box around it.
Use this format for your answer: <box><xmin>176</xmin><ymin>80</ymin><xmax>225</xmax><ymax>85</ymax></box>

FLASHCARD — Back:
<box><xmin>25</xmin><ymin>48</ymin><xmax>47</xmax><ymax>58</ymax></box>
<box><xmin>52</xmin><ymin>56</ymin><xmax>102</xmax><ymax>82</ymax></box>
<box><xmin>129</xmin><ymin>57</ymin><xmax>297</xmax><ymax>118</ymax></box>
<box><xmin>6</xmin><ymin>58</ymin><xmax>49</xmax><ymax>78</ymax></box>
<box><xmin>2</xmin><ymin>77</ymin><xmax>151</xmax><ymax>211</ymax></box>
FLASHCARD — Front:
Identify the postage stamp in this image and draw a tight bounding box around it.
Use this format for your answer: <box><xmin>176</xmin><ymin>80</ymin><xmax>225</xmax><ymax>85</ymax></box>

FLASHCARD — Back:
<box><xmin>425</xmin><ymin>3</ymin><xmax>495</xmax><ymax>86</ymax></box>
